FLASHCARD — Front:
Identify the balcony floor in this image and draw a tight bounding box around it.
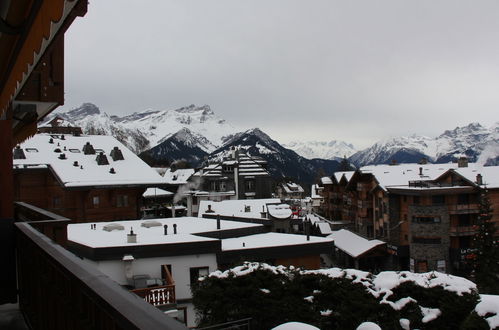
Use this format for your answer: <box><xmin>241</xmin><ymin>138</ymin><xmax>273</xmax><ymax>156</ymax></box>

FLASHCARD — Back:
<box><xmin>0</xmin><ymin>303</ymin><xmax>29</xmax><ymax>330</ymax></box>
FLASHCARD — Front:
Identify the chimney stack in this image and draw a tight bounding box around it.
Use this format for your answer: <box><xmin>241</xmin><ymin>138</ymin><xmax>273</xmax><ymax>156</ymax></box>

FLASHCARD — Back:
<box><xmin>83</xmin><ymin>142</ymin><xmax>96</xmax><ymax>155</ymax></box>
<box><xmin>458</xmin><ymin>157</ymin><xmax>468</xmax><ymax>168</ymax></box>
<box><xmin>173</xmin><ymin>224</ymin><xmax>177</xmax><ymax>234</ymax></box>
<box><xmin>216</xmin><ymin>214</ymin><xmax>221</xmax><ymax>230</ymax></box>
<box><xmin>110</xmin><ymin>146</ymin><xmax>124</xmax><ymax>161</ymax></box>
<box><xmin>419</xmin><ymin>167</ymin><xmax>423</xmax><ymax>176</ymax></box>
<box><xmin>164</xmin><ymin>224</ymin><xmax>168</xmax><ymax>235</ymax></box>
<box><xmin>96</xmin><ymin>152</ymin><xmax>109</xmax><ymax>165</ymax></box>
<box><xmin>127</xmin><ymin>228</ymin><xmax>137</xmax><ymax>243</ymax></box>
<box><xmin>305</xmin><ymin>217</ymin><xmax>310</xmax><ymax>241</ymax></box>
<box><xmin>13</xmin><ymin>146</ymin><xmax>26</xmax><ymax>160</ymax></box>
<box><xmin>476</xmin><ymin>174</ymin><xmax>483</xmax><ymax>185</ymax></box>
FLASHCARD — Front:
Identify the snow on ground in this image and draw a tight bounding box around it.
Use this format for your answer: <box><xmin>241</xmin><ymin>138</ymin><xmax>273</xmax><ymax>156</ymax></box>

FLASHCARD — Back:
<box><xmin>272</xmin><ymin>322</ymin><xmax>320</xmax><ymax>330</ymax></box>
<box><xmin>356</xmin><ymin>321</ymin><xmax>381</xmax><ymax>330</ymax></box>
<box><xmin>476</xmin><ymin>295</ymin><xmax>499</xmax><ymax>329</ymax></box>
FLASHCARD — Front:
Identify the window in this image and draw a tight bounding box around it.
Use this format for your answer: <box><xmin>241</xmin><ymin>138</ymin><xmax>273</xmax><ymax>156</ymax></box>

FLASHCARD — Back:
<box><xmin>245</xmin><ymin>180</ymin><xmax>255</xmax><ymax>191</ymax></box>
<box><xmin>458</xmin><ymin>214</ymin><xmax>472</xmax><ymax>226</ymax></box>
<box><xmin>26</xmin><ymin>148</ymin><xmax>38</xmax><ymax>153</ymax></box>
<box><xmin>413</xmin><ymin>196</ymin><xmax>420</xmax><ymax>205</ymax></box>
<box><xmin>52</xmin><ymin>196</ymin><xmax>61</xmax><ymax>208</ymax></box>
<box><xmin>117</xmin><ymin>195</ymin><xmax>129</xmax><ymax>207</ymax></box>
<box><xmin>92</xmin><ymin>196</ymin><xmax>100</xmax><ymax>207</ymax></box>
<box><xmin>458</xmin><ymin>194</ymin><xmax>469</xmax><ymax>205</ymax></box>
<box><xmin>190</xmin><ymin>267</ymin><xmax>209</xmax><ymax>285</ymax></box>
<box><xmin>412</xmin><ymin>216</ymin><xmax>441</xmax><ymax>224</ymax></box>
<box><xmin>210</xmin><ymin>181</ymin><xmax>220</xmax><ymax>191</ymax></box>
<box><xmin>69</xmin><ymin>148</ymin><xmax>80</xmax><ymax>153</ymax></box>
<box><xmin>412</xmin><ymin>237</ymin><xmax>441</xmax><ymax>244</ymax></box>
<box><xmin>432</xmin><ymin>195</ymin><xmax>445</xmax><ymax>205</ymax></box>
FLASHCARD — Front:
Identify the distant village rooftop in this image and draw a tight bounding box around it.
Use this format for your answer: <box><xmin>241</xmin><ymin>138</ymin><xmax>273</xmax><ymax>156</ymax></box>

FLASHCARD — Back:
<box><xmin>68</xmin><ymin>217</ymin><xmax>263</xmax><ymax>249</ymax></box>
<box><xmin>14</xmin><ymin>133</ymin><xmax>163</xmax><ymax>188</ymax></box>
<box><xmin>198</xmin><ymin>198</ymin><xmax>282</xmax><ymax>220</ymax></box>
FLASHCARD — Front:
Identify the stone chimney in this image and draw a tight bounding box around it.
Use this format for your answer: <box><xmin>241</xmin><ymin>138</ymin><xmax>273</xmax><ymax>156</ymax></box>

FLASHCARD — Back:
<box><xmin>458</xmin><ymin>157</ymin><xmax>468</xmax><ymax>168</ymax></box>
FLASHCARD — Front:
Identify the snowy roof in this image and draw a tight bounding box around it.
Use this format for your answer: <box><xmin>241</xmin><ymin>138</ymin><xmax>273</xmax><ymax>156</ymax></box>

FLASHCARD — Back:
<box><xmin>194</xmin><ymin>152</ymin><xmax>270</xmax><ymax>178</ymax></box>
<box><xmin>316</xmin><ymin>222</ymin><xmax>333</xmax><ymax>235</ymax></box>
<box><xmin>13</xmin><ymin>133</ymin><xmax>164</xmax><ymax>188</ymax></box>
<box><xmin>68</xmin><ymin>217</ymin><xmax>263</xmax><ymax>248</ymax></box>
<box><xmin>361</xmin><ymin>163</ymin><xmax>499</xmax><ymax>191</ymax></box>
<box><xmin>334</xmin><ymin>171</ymin><xmax>354</xmax><ymax>183</ymax></box>
<box><xmin>198</xmin><ymin>199</ymin><xmax>282</xmax><ymax>219</ymax></box>
<box><xmin>162</xmin><ymin>168</ymin><xmax>195</xmax><ymax>184</ymax></box>
<box><xmin>311</xmin><ymin>184</ymin><xmax>322</xmax><ymax>199</ymax></box>
<box><xmin>267</xmin><ymin>204</ymin><xmax>292</xmax><ymax>219</ymax></box>
<box><xmin>361</xmin><ymin>163</ymin><xmax>459</xmax><ymax>190</ymax></box>
<box><xmin>453</xmin><ymin>166</ymin><xmax>499</xmax><ymax>189</ymax></box>
<box><xmin>328</xmin><ymin>229</ymin><xmax>386</xmax><ymax>258</ymax></box>
<box><xmin>221</xmin><ymin>232</ymin><xmax>333</xmax><ymax>251</ymax></box>
<box><xmin>281</xmin><ymin>182</ymin><xmax>304</xmax><ymax>194</ymax></box>
<box><xmin>142</xmin><ymin>187</ymin><xmax>174</xmax><ymax>198</ymax></box>
<box><xmin>320</xmin><ymin>176</ymin><xmax>332</xmax><ymax>185</ymax></box>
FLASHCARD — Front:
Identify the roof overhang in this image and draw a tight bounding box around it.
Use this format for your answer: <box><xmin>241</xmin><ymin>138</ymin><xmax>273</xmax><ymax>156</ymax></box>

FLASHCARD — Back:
<box><xmin>0</xmin><ymin>0</ymin><xmax>87</xmax><ymax>144</ymax></box>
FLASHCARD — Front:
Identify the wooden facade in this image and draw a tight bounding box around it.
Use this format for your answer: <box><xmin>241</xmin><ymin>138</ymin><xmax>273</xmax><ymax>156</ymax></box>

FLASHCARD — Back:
<box><xmin>14</xmin><ymin>167</ymin><xmax>146</xmax><ymax>222</ymax></box>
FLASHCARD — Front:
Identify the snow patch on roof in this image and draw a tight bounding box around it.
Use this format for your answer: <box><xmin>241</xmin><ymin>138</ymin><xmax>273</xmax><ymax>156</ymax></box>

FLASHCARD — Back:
<box><xmin>328</xmin><ymin>229</ymin><xmax>385</xmax><ymax>258</ymax></box>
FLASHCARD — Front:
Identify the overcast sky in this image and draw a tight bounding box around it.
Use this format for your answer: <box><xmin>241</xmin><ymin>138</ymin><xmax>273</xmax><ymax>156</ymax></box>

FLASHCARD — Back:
<box><xmin>64</xmin><ymin>1</ymin><xmax>499</xmax><ymax>149</ymax></box>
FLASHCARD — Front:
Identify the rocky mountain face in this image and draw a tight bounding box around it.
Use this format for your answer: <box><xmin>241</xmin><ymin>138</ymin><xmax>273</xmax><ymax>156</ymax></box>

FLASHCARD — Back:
<box><xmin>44</xmin><ymin>103</ymin><xmax>498</xmax><ymax>180</ymax></box>
<box><xmin>42</xmin><ymin>103</ymin><xmax>238</xmax><ymax>154</ymax></box>
<box><xmin>209</xmin><ymin>128</ymin><xmax>341</xmax><ymax>184</ymax></box>
<box><xmin>349</xmin><ymin>123</ymin><xmax>499</xmax><ymax>167</ymax></box>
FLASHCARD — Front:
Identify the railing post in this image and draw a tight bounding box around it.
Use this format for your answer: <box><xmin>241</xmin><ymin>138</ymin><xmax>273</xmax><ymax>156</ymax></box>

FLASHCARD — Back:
<box><xmin>0</xmin><ymin>116</ymin><xmax>17</xmax><ymax>304</ymax></box>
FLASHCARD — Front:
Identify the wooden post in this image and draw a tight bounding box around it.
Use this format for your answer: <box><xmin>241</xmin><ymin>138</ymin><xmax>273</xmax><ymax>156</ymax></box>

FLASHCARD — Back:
<box><xmin>0</xmin><ymin>116</ymin><xmax>17</xmax><ymax>303</ymax></box>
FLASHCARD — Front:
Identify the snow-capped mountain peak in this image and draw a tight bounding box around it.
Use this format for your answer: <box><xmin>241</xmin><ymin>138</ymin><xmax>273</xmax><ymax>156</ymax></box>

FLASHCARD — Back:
<box><xmin>284</xmin><ymin>140</ymin><xmax>357</xmax><ymax>160</ymax></box>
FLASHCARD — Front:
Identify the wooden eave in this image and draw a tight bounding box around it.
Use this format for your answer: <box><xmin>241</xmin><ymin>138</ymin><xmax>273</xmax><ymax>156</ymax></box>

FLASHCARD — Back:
<box><xmin>0</xmin><ymin>0</ymin><xmax>87</xmax><ymax>144</ymax></box>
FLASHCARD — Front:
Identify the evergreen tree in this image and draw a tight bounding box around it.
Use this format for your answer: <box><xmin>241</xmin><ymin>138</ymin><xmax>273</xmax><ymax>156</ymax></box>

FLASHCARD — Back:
<box><xmin>338</xmin><ymin>156</ymin><xmax>353</xmax><ymax>172</ymax></box>
<box><xmin>471</xmin><ymin>188</ymin><xmax>499</xmax><ymax>294</ymax></box>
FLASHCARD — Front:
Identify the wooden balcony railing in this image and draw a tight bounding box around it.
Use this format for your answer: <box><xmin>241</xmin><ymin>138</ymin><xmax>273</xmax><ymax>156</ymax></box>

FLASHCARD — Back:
<box><xmin>15</xmin><ymin>221</ymin><xmax>187</xmax><ymax>330</ymax></box>
<box><xmin>449</xmin><ymin>225</ymin><xmax>479</xmax><ymax>237</ymax></box>
<box><xmin>132</xmin><ymin>285</ymin><xmax>176</xmax><ymax>307</ymax></box>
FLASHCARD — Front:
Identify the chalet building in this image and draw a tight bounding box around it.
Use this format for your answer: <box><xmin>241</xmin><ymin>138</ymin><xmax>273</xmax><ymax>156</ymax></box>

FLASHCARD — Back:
<box><xmin>186</xmin><ymin>149</ymin><xmax>273</xmax><ymax>215</ymax></box>
<box><xmin>320</xmin><ymin>161</ymin><xmax>499</xmax><ymax>275</ymax></box>
<box><xmin>277</xmin><ymin>182</ymin><xmax>305</xmax><ymax>200</ymax></box>
<box><xmin>67</xmin><ymin>216</ymin><xmax>334</xmax><ymax>327</ymax></box>
<box><xmin>311</xmin><ymin>184</ymin><xmax>324</xmax><ymax>213</ymax></box>
<box><xmin>13</xmin><ymin>133</ymin><xmax>165</xmax><ymax>222</ymax></box>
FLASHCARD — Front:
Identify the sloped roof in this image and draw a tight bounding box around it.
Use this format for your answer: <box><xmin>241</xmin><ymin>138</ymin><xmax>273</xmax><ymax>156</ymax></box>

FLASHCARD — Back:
<box><xmin>281</xmin><ymin>182</ymin><xmax>304</xmax><ymax>194</ymax></box>
<box><xmin>162</xmin><ymin>168</ymin><xmax>195</xmax><ymax>184</ymax></box>
<box><xmin>143</xmin><ymin>187</ymin><xmax>174</xmax><ymax>198</ymax></box>
<box><xmin>452</xmin><ymin>166</ymin><xmax>499</xmax><ymax>189</ymax></box>
<box><xmin>14</xmin><ymin>133</ymin><xmax>163</xmax><ymax>188</ymax></box>
<box><xmin>328</xmin><ymin>229</ymin><xmax>385</xmax><ymax>258</ymax></box>
<box><xmin>334</xmin><ymin>171</ymin><xmax>354</xmax><ymax>183</ymax></box>
<box><xmin>321</xmin><ymin>176</ymin><xmax>332</xmax><ymax>185</ymax></box>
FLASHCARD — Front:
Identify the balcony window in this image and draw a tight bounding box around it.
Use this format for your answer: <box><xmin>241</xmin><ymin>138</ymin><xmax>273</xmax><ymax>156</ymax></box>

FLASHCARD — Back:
<box><xmin>412</xmin><ymin>216</ymin><xmax>441</xmax><ymax>224</ymax></box>
<box><xmin>92</xmin><ymin>196</ymin><xmax>100</xmax><ymax>207</ymax></box>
